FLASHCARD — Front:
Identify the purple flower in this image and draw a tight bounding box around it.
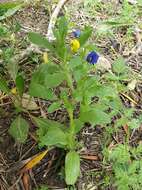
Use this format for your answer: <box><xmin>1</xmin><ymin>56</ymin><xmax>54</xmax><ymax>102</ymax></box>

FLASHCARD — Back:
<box><xmin>86</xmin><ymin>51</ymin><xmax>99</xmax><ymax>65</ymax></box>
<box><xmin>72</xmin><ymin>29</ymin><xmax>81</xmax><ymax>38</ymax></box>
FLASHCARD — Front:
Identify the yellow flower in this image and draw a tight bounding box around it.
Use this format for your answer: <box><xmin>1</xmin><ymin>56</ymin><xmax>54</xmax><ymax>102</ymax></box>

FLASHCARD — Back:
<box><xmin>11</xmin><ymin>87</ymin><xmax>17</xmax><ymax>95</ymax></box>
<box><xmin>43</xmin><ymin>52</ymin><xmax>48</xmax><ymax>64</ymax></box>
<box><xmin>70</xmin><ymin>39</ymin><xmax>80</xmax><ymax>53</ymax></box>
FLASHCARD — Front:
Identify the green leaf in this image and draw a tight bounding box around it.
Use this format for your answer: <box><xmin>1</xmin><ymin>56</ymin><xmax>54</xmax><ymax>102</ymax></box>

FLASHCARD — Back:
<box><xmin>9</xmin><ymin>116</ymin><xmax>29</xmax><ymax>143</ymax></box>
<box><xmin>30</xmin><ymin>63</ymin><xmax>60</xmax><ymax>84</ymax></box>
<box><xmin>0</xmin><ymin>4</ymin><xmax>22</xmax><ymax>21</ymax></box>
<box><xmin>33</xmin><ymin>117</ymin><xmax>65</xmax><ymax>140</ymax></box>
<box><xmin>28</xmin><ymin>32</ymin><xmax>54</xmax><ymax>51</ymax></box>
<box><xmin>58</xmin><ymin>16</ymin><xmax>68</xmax><ymax>40</ymax></box>
<box><xmin>29</xmin><ymin>83</ymin><xmax>56</xmax><ymax>100</ymax></box>
<box><xmin>74</xmin><ymin>119</ymin><xmax>84</xmax><ymax>133</ymax></box>
<box><xmin>39</xmin><ymin>126</ymin><xmax>67</xmax><ymax>147</ymax></box>
<box><xmin>80</xmin><ymin>108</ymin><xmax>111</xmax><ymax>126</ymax></box>
<box><xmin>0</xmin><ymin>24</ymin><xmax>9</xmax><ymax>37</ymax></box>
<box><xmin>106</xmin><ymin>97</ymin><xmax>123</xmax><ymax>113</ymax></box>
<box><xmin>45</xmin><ymin>72</ymin><xmax>65</xmax><ymax>88</ymax></box>
<box><xmin>116</xmin><ymin>117</ymin><xmax>128</xmax><ymax>128</ymax></box>
<box><xmin>109</xmin><ymin>144</ymin><xmax>130</xmax><ymax>163</ymax></box>
<box><xmin>34</xmin><ymin>117</ymin><xmax>68</xmax><ymax>147</ymax></box>
<box><xmin>16</xmin><ymin>75</ymin><xmax>24</xmax><ymax>96</ymax></box>
<box><xmin>0</xmin><ymin>1</ymin><xmax>22</xmax><ymax>9</ymax></box>
<box><xmin>128</xmin><ymin>119</ymin><xmax>140</xmax><ymax>129</ymax></box>
<box><xmin>69</xmin><ymin>56</ymin><xmax>82</xmax><ymax>69</ymax></box>
<box><xmin>36</xmin><ymin>186</ymin><xmax>49</xmax><ymax>190</ymax></box>
<box><xmin>104</xmin><ymin>72</ymin><xmax>119</xmax><ymax>81</ymax></box>
<box><xmin>93</xmin><ymin>85</ymin><xmax>117</xmax><ymax>99</ymax></box>
<box><xmin>79</xmin><ymin>26</ymin><xmax>92</xmax><ymax>46</ymax></box>
<box><xmin>33</xmin><ymin>117</ymin><xmax>68</xmax><ymax>147</ymax></box>
<box><xmin>29</xmin><ymin>64</ymin><xmax>59</xmax><ymax>100</ymax></box>
<box><xmin>53</xmin><ymin>17</ymin><xmax>68</xmax><ymax>59</ymax></box>
<box><xmin>0</xmin><ymin>75</ymin><xmax>10</xmax><ymax>93</ymax></box>
<box><xmin>65</xmin><ymin>151</ymin><xmax>80</xmax><ymax>185</ymax></box>
<box><xmin>112</xmin><ymin>57</ymin><xmax>128</xmax><ymax>74</ymax></box>
<box><xmin>47</xmin><ymin>101</ymin><xmax>61</xmax><ymax>113</ymax></box>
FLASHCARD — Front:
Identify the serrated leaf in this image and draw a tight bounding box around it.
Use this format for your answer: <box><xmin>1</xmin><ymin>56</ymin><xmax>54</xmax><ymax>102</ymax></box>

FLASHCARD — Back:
<box><xmin>104</xmin><ymin>72</ymin><xmax>119</xmax><ymax>81</ymax></box>
<box><xmin>47</xmin><ymin>102</ymin><xmax>61</xmax><ymax>113</ymax></box>
<box><xmin>116</xmin><ymin>117</ymin><xmax>128</xmax><ymax>128</ymax></box>
<box><xmin>0</xmin><ymin>75</ymin><xmax>10</xmax><ymax>93</ymax></box>
<box><xmin>112</xmin><ymin>57</ymin><xmax>127</xmax><ymax>74</ymax></box>
<box><xmin>28</xmin><ymin>32</ymin><xmax>54</xmax><ymax>51</ymax></box>
<box><xmin>128</xmin><ymin>119</ymin><xmax>140</xmax><ymax>129</ymax></box>
<box><xmin>94</xmin><ymin>85</ymin><xmax>117</xmax><ymax>99</ymax></box>
<box><xmin>109</xmin><ymin>144</ymin><xmax>130</xmax><ymax>163</ymax></box>
<box><xmin>69</xmin><ymin>56</ymin><xmax>82</xmax><ymax>69</ymax></box>
<box><xmin>65</xmin><ymin>151</ymin><xmax>80</xmax><ymax>185</ymax></box>
<box><xmin>9</xmin><ymin>116</ymin><xmax>29</xmax><ymax>143</ymax></box>
<box><xmin>80</xmin><ymin>109</ymin><xmax>111</xmax><ymax>126</ymax></box>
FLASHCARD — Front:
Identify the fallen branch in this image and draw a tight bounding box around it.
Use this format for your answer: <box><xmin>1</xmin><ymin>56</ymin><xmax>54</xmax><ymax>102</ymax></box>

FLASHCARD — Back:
<box><xmin>46</xmin><ymin>0</ymin><xmax>68</xmax><ymax>41</ymax></box>
<box><xmin>18</xmin><ymin>0</ymin><xmax>68</xmax><ymax>60</ymax></box>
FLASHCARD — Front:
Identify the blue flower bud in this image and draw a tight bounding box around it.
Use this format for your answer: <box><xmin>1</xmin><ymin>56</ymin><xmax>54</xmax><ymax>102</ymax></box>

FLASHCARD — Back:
<box><xmin>86</xmin><ymin>51</ymin><xmax>99</xmax><ymax>65</ymax></box>
<box><xmin>72</xmin><ymin>29</ymin><xmax>81</xmax><ymax>38</ymax></box>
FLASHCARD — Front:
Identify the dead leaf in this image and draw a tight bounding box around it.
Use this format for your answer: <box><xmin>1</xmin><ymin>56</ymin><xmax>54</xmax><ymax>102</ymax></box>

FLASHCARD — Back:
<box><xmin>120</xmin><ymin>92</ymin><xmax>137</xmax><ymax>105</ymax></box>
<box><xmin>97</xmin><ymin>56</ymin><xmax>112</xmax><ymax>71</ymax></box>
<box><xmin>127</xmin><ymin>79</ymin><xmax>137</xmax><ymax>90</ymax></box>
<box><xmin>22</xmin><ymin>172</ymin><xmax>30</xmax><ymax>190</ymax></box>
<box><xmin>123</xmin><ymin>124</ymin><xmax>129</xmax><ymax>135</ymax></box>
<box><xmin>21</xmin><ymin>149</ymin><xmax>48</xmax><ymax>172</ymax></box>
<box><xmin>22</xmin><ymin>93</ymin><xmax>38</xmax><ymax>110</ymax></box>
<box><xmin>81</xmin><ymin>155</ymin><xmax>99</xmax><ymax>161</ymax></box>
<box><xmin>128</xmin><ymin>0</ymin><xmax>137</xmax><ymax>5</ymax></box>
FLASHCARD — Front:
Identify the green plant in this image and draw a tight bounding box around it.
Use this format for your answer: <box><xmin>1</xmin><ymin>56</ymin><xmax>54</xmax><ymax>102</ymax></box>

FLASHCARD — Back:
<box><xmin>27</xmin><ymin>16</ymin><xmax>142</xmax><ymax>187</ymax></box>
<box><xmin>95</xmin><ymin>0</ymin><xmax>141</xmax><ymax>39</ymax></box>
<box><xmin>36</xmin><ymin>185</ymin><xmax>49</xmax><ymax>190</ymax></box>
<box><xmin>1</xmin><ymin>16</ymin><xmax>141</xmax><ymax>187</ymax></box>
<box><xmin>0</xmin><ymin>1</ymin><xmax>23</xmax><ymax>21</ymax></box>
<box><xmin>106</xmin><ymin>144</ymin><xmax>142</xmax><ymax>190</ymax></box>
<box><xmin>0</xmin><ymin>20</ymin><xmax>39</xmax><ymax>143</ymax></box>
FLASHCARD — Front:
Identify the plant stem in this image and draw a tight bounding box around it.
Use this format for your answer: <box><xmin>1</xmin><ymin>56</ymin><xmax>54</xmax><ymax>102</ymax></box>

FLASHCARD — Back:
<box><xmin>69</xmin><ymin>109</ymin><xmax>75</xmax><ymax>135</ymax></box>
<box><xmin>62</xmin><ymin>61</ymin><xmax>76</xmax><ymax>149</ymax></box>
<box><xmin>63</xmin><ymin>61</ymin><xmax>74</xmax><ymax>92</ymax></box>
